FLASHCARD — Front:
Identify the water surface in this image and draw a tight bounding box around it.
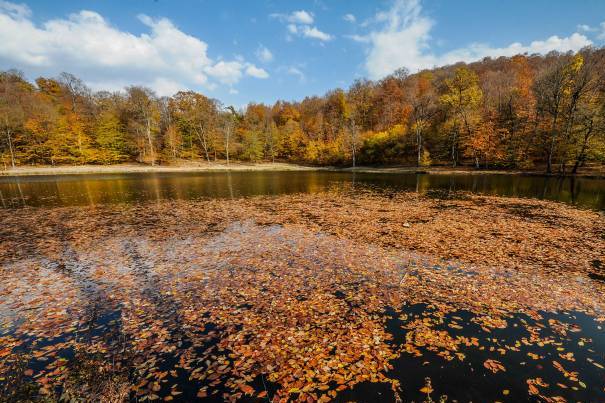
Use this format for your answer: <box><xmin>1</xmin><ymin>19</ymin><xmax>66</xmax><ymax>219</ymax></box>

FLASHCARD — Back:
<box><xmin>0</xmin><ymin>171</ymin><xmax>604</xmax><ymax>209</ymax></box>
<box><xmin>1</xmin><ymin>175</ymin><xmax>604</xmax><ymax>402</ymax></box>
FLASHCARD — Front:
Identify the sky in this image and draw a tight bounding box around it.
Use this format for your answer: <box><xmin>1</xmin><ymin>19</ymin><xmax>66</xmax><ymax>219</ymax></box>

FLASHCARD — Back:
<box><xmin>1</xmin><ymin>0</ymin><xmax>605</xmax><ymax>108</ymax></box>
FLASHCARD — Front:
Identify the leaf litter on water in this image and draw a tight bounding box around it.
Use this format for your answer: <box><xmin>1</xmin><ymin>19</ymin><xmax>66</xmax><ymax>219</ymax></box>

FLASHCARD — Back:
<box><xmin>0</xmin><ymin>187</ymin><xmax>604</xmax><ymax>401</ymax></box>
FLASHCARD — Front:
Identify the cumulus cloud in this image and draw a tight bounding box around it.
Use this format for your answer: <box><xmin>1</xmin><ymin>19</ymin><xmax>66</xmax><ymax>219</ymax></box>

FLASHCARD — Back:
<box><xmin>345</xmin><ymin>34</ymin><xmax>370</xmax><ymax>43</ymax></box>
<box><xmin>271</xmin><ymin>9</ymin><xmax>332</xmax><ymax>42</ymax></box>
<box><xmin>343</xmin><ymin>14</ymin><xmax>356</xmax><ymax>23</ymax></box>
<box><xmin>270</xmin><ymin>10</ymin><xmax>314</xmax><ymax>25</ymax></box>
<box><xmin>255</xmin><ymin>45</ymin><xmax>273</xmax><ymax>63</ymax></box>
<box><xmin>0</xmin><ymin>2</ymin><xmax>268</xmax><ymax>95</ymax></box>
<box><xmin>436</xmin><ymin>34</ymin><xmax>593</xmax><ymax>66</ymax></box>
<box><xmin>277</xmin><ymin>65</ymin><xmax>305</xmax><ymax>82</ymax></box>
<box><xmin>0</xmin><ymin>0</ymin><xmax>29</xmax><ymax>18</ymax></box>
<box><xmin>300</xmin><ymin>26</ymin><xmax>332</xmax><ymax>41</ymax></box>
<box><xmin>245</xmin><ymin>64</ymin><xmax>269</xmax><ymax>79</ymax></box>
<box><xmin>356</xmin><ymin>0</ymin><xmax>593</xmax><ymax>79</ymax></box>
<box><xmin>575</xmin><ymin>21</ymin><xmax>605</xmax><ymax>41</ymax></box>
<box><xmin>577</xmin><ymin>24</ymin><xmax>594</xmax><ymax>32</ymax></box>
<box><xmin>204</xmin><ymin>61</ymin><xmax>244</xmax><ymax>85</ymax></box>
<box><xmin>290</xmin><ymin>10</ymin><xmax>314</xmax><ymax>24</ymax></box>
<box><xmin>287</xmin><ymin>24</ymin><xmax>299</xmax><ymax>34</ymax></box>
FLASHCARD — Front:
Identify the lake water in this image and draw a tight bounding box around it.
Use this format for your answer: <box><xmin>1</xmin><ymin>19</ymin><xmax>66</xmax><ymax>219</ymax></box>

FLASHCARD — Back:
<box><xmin>1</xmin><ymin>171</ymin><xmax>604</xmax><ymax>402</ymax></box>
<box><xmin>0</xmin><ymin>171</ymin><xmax>604</xmax><ymax>210</ymax></box>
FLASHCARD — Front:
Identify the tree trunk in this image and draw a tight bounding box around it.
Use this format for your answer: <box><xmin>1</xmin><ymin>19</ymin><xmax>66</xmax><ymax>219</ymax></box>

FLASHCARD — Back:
<box><xmin>269</xmin><ymin>129</ymin><xmax>275</xmax><ymax>163</ymax></box>
<box><xmin>349</xmin><ymin>121</ymin><xmax>357</xmax><ymax>168</ymax></box>
<box><xmin>5</xmin><ymin>128</ymin><xmax>15</xmax><ymax>168</ymax></box>
<box><xmin>197</xmin><ymin>124</ymin><xmax>211</xmax><ymax>162</ymax></box>
<box><xmin>451</xmin><ymin>131</ymin><xmax>458</xmax><ymax>168</ymax></box>
<box><xmin>416</xmin><ymin>126</ymin><xmax>422</xmax><ymax>167</ymax></box>
<box><xmin>146</xmin><ymin>117</ymin><xmax>155</xmax><ymax>166</ymax></box>
<box><xmin>546</xmin><ymin>114</ymin><xmax>559</xmax><ymax>174</ymax></box>
<box><xmin>190</xmin><ymin>136</ymin><xmax>194</xmax><ymax>160</ymax></box>
<box><xmin>572</xmin><ymin>120</ymin><xmax>593</xmax><ymax>175</ymax></box>
<box><xmin>351</xmin><ymin>133</ymin><xmax>356</xmax><ymax>168</ymax></box>
<box><xmin>225</xmin><ymin>126</ymin><xmax>230</xmax><ymax>165</ymax></box>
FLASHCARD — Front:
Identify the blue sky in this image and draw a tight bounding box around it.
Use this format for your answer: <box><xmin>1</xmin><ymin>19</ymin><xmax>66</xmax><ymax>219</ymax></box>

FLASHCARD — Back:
<box><xmin>1</xmin><ymin>0</ymin><xmax>605</xmax><ymax>108</ymax></box>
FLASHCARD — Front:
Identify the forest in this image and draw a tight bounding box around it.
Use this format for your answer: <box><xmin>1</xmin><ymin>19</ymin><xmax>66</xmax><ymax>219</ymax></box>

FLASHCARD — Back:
<box><xmin>1</xmin><ymin>48</ymin><xmax>605</xmax><ymax>174</ymax></box>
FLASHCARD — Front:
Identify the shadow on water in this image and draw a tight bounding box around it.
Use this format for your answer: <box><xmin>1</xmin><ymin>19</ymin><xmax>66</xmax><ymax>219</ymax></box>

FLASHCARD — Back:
<box><xmin>589</xmin><ymin>259</ymin><xmax>605</xmax><ymax>282</ymax></box>
<box><xmin>0</xmin><ymin>171</ymin><xmax>604</xmax><ymax>210</ymax></box>
<box><xmin>6</xmin><ymin>283</ymin><xmax>605</xmax><ymax>401</ymax></box>
<box><xmin>337</xmin><ymin>304</ymin><xmax>605</xmax><ymax>402</ymax></box>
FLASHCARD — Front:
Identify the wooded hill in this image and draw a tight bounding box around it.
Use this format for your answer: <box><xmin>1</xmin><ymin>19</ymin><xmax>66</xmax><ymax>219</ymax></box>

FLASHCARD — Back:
<box><xmin>1</xmin><ymin>48</ymin><xmax>605</xmax><ymax>173</ymax></box>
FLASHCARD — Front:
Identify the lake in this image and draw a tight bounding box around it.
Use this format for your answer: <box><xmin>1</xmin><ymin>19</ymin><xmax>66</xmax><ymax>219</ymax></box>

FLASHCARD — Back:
<box><xmin>0</xmin><ymin>170</ymin><xmax>604</xmax><ymax>210</ymax></box>
<box><xmin>1</xmin><ymin>171</ymin><xmax>604</xmax><ymax>402</ymax></box>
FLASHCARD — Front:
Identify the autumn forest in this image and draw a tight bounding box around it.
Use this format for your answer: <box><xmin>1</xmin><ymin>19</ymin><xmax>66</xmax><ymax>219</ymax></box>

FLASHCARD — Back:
<box><xmin>2</xmin><ymin>48</ymin><xmax>605</xmax><ymax>174</ymax></box>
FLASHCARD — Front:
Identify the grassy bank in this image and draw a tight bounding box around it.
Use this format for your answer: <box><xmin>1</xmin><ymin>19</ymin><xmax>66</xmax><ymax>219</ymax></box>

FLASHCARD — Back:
<box><xmin>0</xmin><ymin>162</ymin><xmax>323</xmax><ymax>176</ymax></box>
<box><xmin>338</xmin><ymin>164</ymin><xmax>605</xmax><ymax>178</ymax></box>
<box><xmin>1</xmin><ymin>161</ymin><xmax>603</xmax><ymax>178</ymax></box>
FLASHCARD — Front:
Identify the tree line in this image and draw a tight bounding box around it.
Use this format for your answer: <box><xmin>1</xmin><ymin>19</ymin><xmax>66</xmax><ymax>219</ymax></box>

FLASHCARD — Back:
<box><xmin>1</xmin><ymin>48</ymin><xmax>605</xmax><ymax>173</ymax></box>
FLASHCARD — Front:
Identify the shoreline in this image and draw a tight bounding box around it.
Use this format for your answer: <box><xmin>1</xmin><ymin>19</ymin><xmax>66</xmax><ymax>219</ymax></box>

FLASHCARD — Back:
<box><xmin>0</xmin><ymin>162</ymin><xmax>603</xmax><ymax>178</ymax></box>
<box><xmin>0</xmin><ymin>162</ymin><xmax>325</xmax><ymax>177</ymax></box>
<box><xmin>339</xmin><ymin>165</ymin><xmax>605</xmax><ymax>178</ymax></box>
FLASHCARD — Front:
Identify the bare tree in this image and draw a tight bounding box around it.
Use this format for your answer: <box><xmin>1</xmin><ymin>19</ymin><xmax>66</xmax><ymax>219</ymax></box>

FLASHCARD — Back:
<box><xmin>221</xmin><ymin>105</ymin><xmax>239</xmax><ymax>165</ymax></box>
<box><xmin>58</xmin><ymin>72</ymin><xmax>90</xmax><ymax>114</ymax></box>
<box><xmin>407</xmin><ymin>73</ymin><xmax>436</xmax><ymax>166</ymax></box>
<box><xmin>534</xmin><ymin>59</ymin><xmax>569</xmax><ymax>174</ymax></box>
<box><xmin>126</xmin><ymin>86</ymin><xmax>159</xmax><ymax>166</ymax></box>
<box><xmin>347</xmin><ymin>118</ymin><xmax>358</xmax><ymax>168</ymax></box>
<box><xmin>58</xmin><ymin>73</ymin><xmax>91</xmax><ymax>157</ymax></box>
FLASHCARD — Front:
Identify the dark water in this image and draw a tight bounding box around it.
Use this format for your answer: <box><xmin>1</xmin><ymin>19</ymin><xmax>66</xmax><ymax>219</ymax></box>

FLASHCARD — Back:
<box><xmin>339</xmin><ymin>305</ymin><xmax>605</xmax><ymax>403</ymax></box>
<box><xmin>0</xmin><ymin>171</ymin><xmax>604</xmax><ymax>210</ymax></box>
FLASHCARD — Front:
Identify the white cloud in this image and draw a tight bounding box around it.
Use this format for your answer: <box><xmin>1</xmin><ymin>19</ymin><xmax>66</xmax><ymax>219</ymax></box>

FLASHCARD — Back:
<box><xmin>255</xmin><ymin>45</ymin><xmax>273</xmax><ymax>63</ymax></box>
<box><xmin>599</xmin><ymin>22</ymin><xmax>605</xmax><ymax>40</ymax></box>
<box><xmin>204</xmin><ymin>60</ymin><xmax>269</xmax><ymax>85</ymax></box>
<box><xmin>345</xmin><ymin>34</ymin><xmax>370</xmax><ymax>43</ymax></box>
<box><xmin>204</xmin><ymin>61</ymin><xmax>243</xmax><ymax>85</ymax></box>
<box><xmin>437</xmin><ymin>33</ymin><xmax>593</xmax><ymax>66</ymax></box>
<box><xmin>277</xmin><ymin>65</ymin><xmax>305</xmax><ymax>82</ymax></box>
<box><xmin>360</xmin><ymin>0</ymin><xmax>434</xmax><ymax>78</ymax></box>
<box><xmin>343</xmin><ymin>14</ymin><xmax>356</xmax><ymax>23</ymax></box>
<box><xmin>150</xmin><ymin>78</ymin><xmax>187</xmax><ymax>97</ymax></box>
<box><xmin>577</xmin><ymin>24</ymin><xmax>594</xmax><ymax>32</ymax></box>
<box><xmin>0</xmin><ymin>2</ymin><xmax>267</xmax><ymax>96</ymax></box>
<box><xmin>271</xmin><ymin>9</ymin><xmax>331</xmax><ymax>42</ymax></box>
<box><xmin>575</xmin><ymin>21</ymin><xmax>605</xmax><ymax>41</ymax></box>
<box><xmin>290</xmin><ymin>10</ymin><xmax>314</xmax><ymax>25</ymax></box>
<box><xmin>300</xmin><ymin>26</ymin><xmax>332</xmax><ymax>41</ymax></box>
<box><xmin>0</xmin><ymin>0</ymin><xmax>29</xmax><ymax>18</ymax></box>
<box><xmin>245</xmin><ymin>64</ymin><xmax>269</xmax><ymax>79</ymax></box>
<box><xmin>270</xmin><ymin>10</ymin><xmax>314</xmax><ymax>25</ymax></box>
<box><xmin>357</xmin><ymin>0</ymin><xmax>594</xmax><ymax>80</ymax></box>
<box><xmin>287</xmin><ymin>24</ymin><xmax>298</xmax><ymax>34</ymax></box>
